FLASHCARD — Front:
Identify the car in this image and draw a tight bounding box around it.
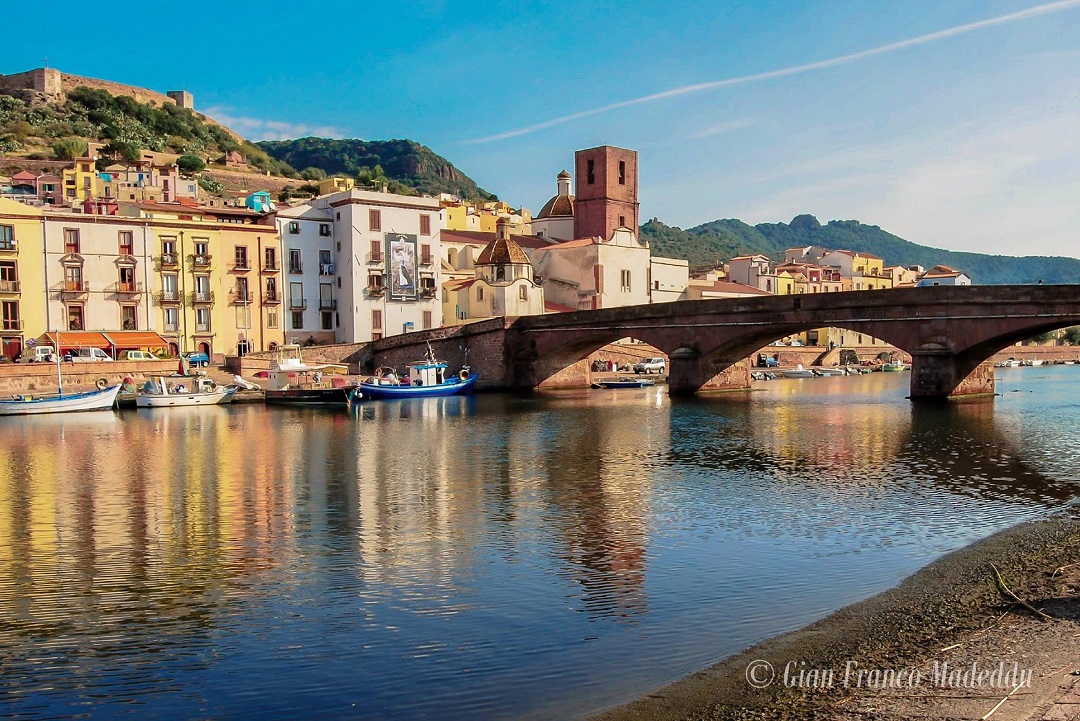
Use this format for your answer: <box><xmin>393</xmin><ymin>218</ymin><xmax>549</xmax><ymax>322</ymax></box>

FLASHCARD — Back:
<box><xmin>183</xmin><ymin>351</ymin><xmax>211</xmax><ymax>368</ymax></box>
<box><xmin>24</xmin><ymin>345</ymin><xmax>57</xmax><ymax>363</ymax></box>
<box><xmin>69</xmin><ymin>348</ymin><xmax>114</xmax><ymax>363</ymax></box>
<box><xmin>790</xmin><ymin>340</ymin><xmax>804</xmax><ymax>346</ymax></box>
<box><xmin>117</xmin><ymin>350</ymin><xmax>159</xmax><ymax>362</ymax></box>
<box><xmin>633</xmin><ymin>357</ymin><xmax>667</xmax><ymax>374</ymax></box>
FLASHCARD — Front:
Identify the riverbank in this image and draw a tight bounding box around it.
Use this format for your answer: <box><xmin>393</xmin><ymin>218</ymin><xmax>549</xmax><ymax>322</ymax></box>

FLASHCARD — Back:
<box><xmin>592</xmin><ymin>506</ymin><xmax>1080</xmax><ymax>721</ymax></box>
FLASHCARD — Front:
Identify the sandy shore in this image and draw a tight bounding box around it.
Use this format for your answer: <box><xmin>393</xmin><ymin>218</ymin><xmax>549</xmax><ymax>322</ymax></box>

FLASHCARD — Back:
<box><xmin>592</xmin><ymin>504</ymin><xmax>1080</xmax><ymax>721</ymax></box>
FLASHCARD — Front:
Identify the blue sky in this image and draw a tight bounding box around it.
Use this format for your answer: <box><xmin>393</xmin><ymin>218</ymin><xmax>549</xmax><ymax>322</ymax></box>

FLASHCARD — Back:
<box><xmin>7</xmin><ymin>1</ymin><xmax>1080</xmax><ymax>257</ymax></box>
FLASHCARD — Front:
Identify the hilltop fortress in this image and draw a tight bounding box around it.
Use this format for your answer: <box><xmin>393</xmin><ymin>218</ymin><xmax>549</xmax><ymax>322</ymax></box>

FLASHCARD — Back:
<box><xmin>0</xmin><ymin>67</ymin><xmax>193</xmax><ymax>110</ymax></box>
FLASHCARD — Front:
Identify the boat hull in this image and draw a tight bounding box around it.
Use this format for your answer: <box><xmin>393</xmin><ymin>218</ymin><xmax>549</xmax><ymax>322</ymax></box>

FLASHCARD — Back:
<box><xmin>781</xmin><ymin>370</ymin><xmax>815</xmax><ymax>378</ymax></box>
<box><xmin>136</xmin><ymin>388</ymin><xmax>237</xmax><ymax>407</ymax></box>
<box><xmin>0</xmin><ymin>385</ymin><xmax>122</xmax><ymax>416</ymax></box>
<box><xmin>357</xmin><ymin>374</ymin><xmax>478</xmax><ymax>400</ymax></box>
<box><xmin>598</xmin><ymin>380</ymin><xmax>655</xmax><ymax>389</ymax></box>
<box><xmin>265</xmin><ymin>387</ymin><xmax>357</xmax><ymax>406</ymax></box>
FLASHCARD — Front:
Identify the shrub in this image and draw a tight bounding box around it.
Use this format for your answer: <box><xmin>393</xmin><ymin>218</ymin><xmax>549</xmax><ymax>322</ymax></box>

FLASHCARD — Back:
<box><xmin>176</xmin><ymin>154</ymin><xmax>206</xmax><ymax>175</ymax></box>
<box><xmin>52</xmin><ymin>138</ymin><xmax>88</xmax><ymax>160</ymax></box>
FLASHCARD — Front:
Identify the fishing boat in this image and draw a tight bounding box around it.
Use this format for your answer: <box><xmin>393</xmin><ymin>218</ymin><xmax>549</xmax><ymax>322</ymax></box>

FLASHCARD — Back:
<box><xmin>356</xmin><ymin>348</ymin><xmax>477</xmax><ymax>400</ymax></box>
<box><xmin>1021</xmin><ymin>358</ymin><xmax>1044</xmax><ymax>367</ymax></box>
<box><xmin>0</xmin><ymin>332</ymin><xmax>120</xmax><ymax>416</ymax></box>
<box><xmin>781</xmin><ymin>364</ymin><xmax>816</xmax><ymax>378</ymax></box>
<box><xmin>136</xmin><ymin>375</ymin><xmax>237</xmax><ymax>407</ymax></box>
<box><xmin>263</xmin><ymin>345</ymin><xmax>358</xmax><ymax>406</ymax></box>
<box><xmin>595</xmin><ymin>377</ymin><xmax>656</xmax><ymax>389</ymax></box>
<box><xmin>813</xmin><ymin>367</ymin><xmax>847</xmax><ymax>377</ymax></box>
<box><xmin>881</xmin><ymin>361</ymin><xmax>907</xmax><ymax>372</ymax></box>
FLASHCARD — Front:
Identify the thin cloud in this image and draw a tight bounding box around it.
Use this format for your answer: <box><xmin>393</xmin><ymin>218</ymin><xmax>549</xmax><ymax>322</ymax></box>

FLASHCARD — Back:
<box><xmin>203</xmin><ymin>106</ymin><xmax>344</xmax><ymax>141</ymax></box>
<box><xmin>692</xmin><ymin>119</ymin><xmax>755</xmax><ymax>139</ymax></box>
<box><xmin>463</xmin><ymin>0</ymin><xmax>1080</xmax><ymax>144</ymax></box>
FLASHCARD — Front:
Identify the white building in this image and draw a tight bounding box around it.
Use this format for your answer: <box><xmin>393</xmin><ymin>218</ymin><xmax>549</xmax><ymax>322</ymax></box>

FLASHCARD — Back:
<box><xmin>275</xmin><ymin>204</ymin><xmax>338</xmax><ymax>345</ymax></box>
<box><xmin>313</xmin><ymin>189</ymin><xmax>443</xmax><ymax>342</ymax></box>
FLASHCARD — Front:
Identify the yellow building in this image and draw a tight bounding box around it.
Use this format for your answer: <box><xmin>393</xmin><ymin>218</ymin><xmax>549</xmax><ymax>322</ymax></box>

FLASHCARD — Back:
<box><xmin>317</xmin><ymin>176</ymin><xmax>355</xmax><ymax>196</ymax></box>
<box><xmin>60</xmin><ymin>157</ymin><xmax>105</xmax><ymax>204</ymax></box>
<box><xmin>0</xmin><ymin>198</ymin><xmax>46</xmax><ymax>359</ymax></box>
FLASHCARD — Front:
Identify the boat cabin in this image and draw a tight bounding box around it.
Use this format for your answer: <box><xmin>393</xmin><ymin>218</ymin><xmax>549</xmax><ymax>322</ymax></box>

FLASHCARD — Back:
<box><xmin>266</xmin><ymin>345</ymin><xmax>348</xmax><ymax>391</ymax></box>
<box><xmin>143</xmin><ymin>375</ymin><xmax>218</xmax><ymax>396</ymax></box>
<box><xmin>405</xmin><ymin>360</ymin><xmax>450</xmax><ymax>387</ymax></box>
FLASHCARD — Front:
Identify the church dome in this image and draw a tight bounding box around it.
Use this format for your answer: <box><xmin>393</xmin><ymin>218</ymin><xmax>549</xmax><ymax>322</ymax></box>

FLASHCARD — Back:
<box><xmin>476</xmin><ymin>235</ymin><xmax>531</xmax><ymax>265</ymax></box>
<box><xmin>536</xmin><ymin>193</ymin><xmax>574</xmax><ymax>219</ymax></box>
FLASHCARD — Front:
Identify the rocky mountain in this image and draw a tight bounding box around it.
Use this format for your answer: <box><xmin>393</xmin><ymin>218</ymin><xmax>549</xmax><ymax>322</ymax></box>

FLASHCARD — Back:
<box><xmin>641</xmin><ymin>215</ymin><xmax>1080</xmax><ymax>285</ymax></box>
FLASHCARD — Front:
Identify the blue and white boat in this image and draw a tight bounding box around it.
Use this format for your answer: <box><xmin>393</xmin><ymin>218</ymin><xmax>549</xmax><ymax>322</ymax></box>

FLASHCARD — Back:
<box><xmin>0</xmin><ymin>332</ymin><xmax>120</xmax><ymax>416</ymax></box>
<box><xmin>357</xmin><ymin>351</ymin><xmax>477</xmax><ymax>400</ymax></box>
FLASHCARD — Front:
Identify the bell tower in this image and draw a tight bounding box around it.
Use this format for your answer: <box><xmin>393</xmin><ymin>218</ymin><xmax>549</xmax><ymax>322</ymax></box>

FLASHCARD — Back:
<box><xmin>573</xmin><ymin>145</ymin><xmax>638</xmax><ymax>240</ymax></box>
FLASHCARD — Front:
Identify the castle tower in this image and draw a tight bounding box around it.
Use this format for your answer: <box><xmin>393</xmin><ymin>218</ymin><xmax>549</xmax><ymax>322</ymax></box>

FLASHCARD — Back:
<box><xmin>573</xmin><ymin>145</ymin><xmax>638</xmax><ymax>240</ymax></box>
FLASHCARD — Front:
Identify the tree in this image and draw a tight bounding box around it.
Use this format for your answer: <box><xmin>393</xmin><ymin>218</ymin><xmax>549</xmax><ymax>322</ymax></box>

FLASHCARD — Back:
<box><xmin>52</xmin><ymin>138</ymin><xmax>88</xmax><ymax>160</ymax></box>
<box><xmin>299</xmin><ymin>166</ymin><xmax>326</xmax><ymax>181</ymax></box>
<box><xmin>1029</xmin><ymin>331</ymin><xmax>1057</xmax><ymax>345</ymax></box>
<box><xmin>1064</xmin><ymin>327</ymin><xmax>1080</xmax><ymax>346</ymax></box>
<box><xmin>176</xmin><ymin>154</ymin><xmax>206</xmax><ymax>176</ymax></box>
<box><xmin>102</xmin><ymin>141</ymin><xmax>142</xmax><ymax>163</ymax></box>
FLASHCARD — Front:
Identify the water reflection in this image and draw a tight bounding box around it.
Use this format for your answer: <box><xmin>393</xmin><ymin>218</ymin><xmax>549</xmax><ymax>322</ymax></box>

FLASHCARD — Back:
<box><xmin>0</xmin><ymin>373</ymin><xmax>1077</xmax><ymax>720</ymax></box>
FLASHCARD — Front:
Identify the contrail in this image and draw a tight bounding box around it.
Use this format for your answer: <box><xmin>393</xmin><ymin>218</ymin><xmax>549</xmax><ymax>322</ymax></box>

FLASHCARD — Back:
<box><xmin>463</xmin><ymin>0</ymin><xmax>1080</xmax><ymax>144</ymax></box>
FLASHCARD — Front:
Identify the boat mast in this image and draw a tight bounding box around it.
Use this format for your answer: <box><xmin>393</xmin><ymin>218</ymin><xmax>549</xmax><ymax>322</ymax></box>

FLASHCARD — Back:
<box><xmin>55</xmin><ymin>331</ymin><xmax>63</xmax><ymax>396</ymax></box>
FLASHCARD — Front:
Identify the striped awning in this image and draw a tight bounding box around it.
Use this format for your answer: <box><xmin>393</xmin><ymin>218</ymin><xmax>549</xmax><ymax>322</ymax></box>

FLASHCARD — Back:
<box><xmin>39</xmin><ymin>331</ymin><xmax>170</xmax><ymax>350</ymax></box>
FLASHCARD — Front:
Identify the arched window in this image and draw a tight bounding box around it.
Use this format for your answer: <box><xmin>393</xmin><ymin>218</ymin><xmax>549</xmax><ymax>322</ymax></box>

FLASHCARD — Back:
<box><xmin>519</xmin><ymin>285</ymin><xmax>528</xmax><ymax>301</ymax></box>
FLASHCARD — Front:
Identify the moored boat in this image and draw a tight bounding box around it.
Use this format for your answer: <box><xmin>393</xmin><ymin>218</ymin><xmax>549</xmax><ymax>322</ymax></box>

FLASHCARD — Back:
<box><xmin>781</xmin><ymin>364</ymin><xmax>816</xmax><ymax>378</ymax></box>
<box><xmin>0</xmin><ymin>383</ymin><xmax>121</xmax><ymax>416</ymax></box>
<box><xmin>881</xmin><ymin>361</ymin><xmax>907</xmax><ymax>372</ymax></box>
<box><xmin>596</xmin><ymin>377</ymin><xmax>656</xmax><ymax>389</ymax></box>
<box><xmin>813</xmin><ymin>367</ymin><xmax>847</xmax><ymax>377</ymax></box>
<box><xmin>263</xmin><ymin>345</ymin><xmax>358</xmax><ymax>407</ymax></box>
<box><xmin>136</xmin><ymin>375</ymin><xmax>237</xmax><ymax>407</ymax></box>
<box><xmin>356</xmin><ymin>349</ymin><xmax>476</xmax><ymax>400</ymax></box>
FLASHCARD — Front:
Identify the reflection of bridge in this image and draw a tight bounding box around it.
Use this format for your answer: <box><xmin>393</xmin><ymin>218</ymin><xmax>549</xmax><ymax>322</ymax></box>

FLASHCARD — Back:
<box><xmin>370</xmin><ymin>285</ymin><xmax>1080</xmax><ymax>399</ymax></box>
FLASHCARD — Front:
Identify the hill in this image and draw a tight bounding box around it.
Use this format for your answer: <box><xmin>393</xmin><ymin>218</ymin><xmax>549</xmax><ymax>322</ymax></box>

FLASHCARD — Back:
<box><xmin>642</xmin><ymin>214</ymin><xmax>1080</xmax><ymax>285</ymax></box>
<box><xmin>255</xmin><ymin>137</ymin><xmax>496</xmax><ymax>202</ymax></box>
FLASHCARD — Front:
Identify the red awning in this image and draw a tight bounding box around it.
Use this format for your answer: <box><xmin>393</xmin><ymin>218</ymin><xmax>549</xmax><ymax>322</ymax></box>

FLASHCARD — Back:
<box><xmin>38</xmin><ymin>331</ymin><xmax>170</xmax><ymax>350</ymax></box>
<box><xmin>103</xmin><ymin>331</ymin><xmax>171</xmax><ymax>349</ymax></box>
<box><xmin>40</xmin><ymin>331</ymin><xmax>112</xmax><ymax>349</ymax></box>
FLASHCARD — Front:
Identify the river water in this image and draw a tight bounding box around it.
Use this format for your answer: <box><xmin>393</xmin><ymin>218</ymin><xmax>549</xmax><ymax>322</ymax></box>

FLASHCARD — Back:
<box><xmin>1</xmin><ymin>367</ymin><xmax>1078</xmax><ymax>720</ymax></box>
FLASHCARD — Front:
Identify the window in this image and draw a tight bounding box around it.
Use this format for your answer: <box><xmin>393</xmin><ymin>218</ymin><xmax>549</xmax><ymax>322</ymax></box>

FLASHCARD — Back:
<box><xmin>367</xmin><ymin>274</ymin><xmax>383</xmax><ymax>288</ymax></box>
<box><xmin>519</xmin><ymin>285</ymin><xmax>528</xmax><ymax>301</ymax></box>
<box><xmin>421</xmin><ymin>244</ymin><xmax>431</xmax><ymax>264</ymax></box>
<box><xmin>496</xmin><ymin>267</ymin><xmax>506</xmax><ymax>282</ymax></box>
<box><xmin>234</xmin><ymin>305</ymin><xmax>251</xmax><ymax>330</ymax></box>
<box><xmin>369</xmin><ymin>209</ymin><xmax>381</xmax><ymax>232</ymax></box>
<box><xmin>0</xmin><ymin>261</ymin><xmax>17</xmax><ymax>292</ymax></box>
<box><xmin>1</xmin><ymin>301</ymin><xmax>18</xmax><ymax>331</ymax></box>
<box><xmin>422</xmin><ymin>311</ymin><xmax>432</xmax><ymax>330</ymax></box>
<box><xmin>64</xmin><ymin>228</ymin><xmax>80</xmax><ymax>254</ymax></box>
<box><xmin>291</xmin><ymin>310</ymin><xmax>304</xmax><ymax>329</ymax></box>
<box><xmin>64</xmin><ymin>265</ymin><xmax>82</xmax><ymax>290</ymax></box>
<box><xmin>319</xmin><ymin>223</ymin><xmax>331</xmax><ymax>237</ymax></box>
<box><xmin>319</xmin><ymin>283</ymin><xmax>334</xmax><ymax>309</ymax></box>
<box><xmin>289</xmin><ymin>282</ymin><xmax>304</xmax><ymax>308</ymax></box>
<box><xmin>264</xmin><ymin>247</ymin><xmax>277</xmax><ymax>270</ymax></box>
<box><xmin>619</xmin><ymin>215</ymin><xmax>626</xmax><ymax>228</ymax></box>
<box><xmin>161</xmin><ymin>237</ymin><xmax>177</xmax><ymax>256</ymax></box>
<box><xmin>118</xmin><ymin>266</ymin><xmax>136</xmax><ymax>292</ymax></box>
<box><xmin>194</xmin><ymin>240</ymin><xmax>208</xmax><ymax>257</ymax></box>
<box><xmin>267</xmin><ymin>307</ymin><xmax>278</xmax><ymax>329</ymax></box>
<box><xmin>236</xmin><ymin>277</ymin><xmax>249</xmax><ymax>301</ymax></box>
<box><xmin>321</xmin><ymin>311</ymin><xmax>333</xmax><ymax>330</ymax></box>
<box><xmin>163</xmin><ymin>306</ymin><xmax>179</xmax><ymax>332</ymax></box>
<box><xmin>67</xmin><ymin>305</ymin><xmax>84</xmax><ymax>330</ymax></box>
<box><xmin>289</xmin><ymin>249</ymin><xmax>302</xmax><ymax>273</ymax></box>
<box><xmin>266</xmin><ymin>277</ymin><xmax>278</xmax><ymax>301</ymax></box>
<box><xmin>421</xmin><ymin>276</ymin><xmax>436</xmax><ymax>291</ymax></box>
<box><xmin>196</xmin><ymin>307</ymin><xmax>211</xmax><ymax>332</ymax></box>
<box><xmin>121</xmin><ymin>305</ymin><xmax>137</xmax><ymax>330</ymax></box>
<box><xmin>118</xmin><ymin>231</ymin><xmax>133</xmax><ymax>255</ymax></box>
<box><xmin>194</xmin><ymin>275</ymin><xmax>210</xmax><ymax>301</ymax></box>
<box><xmin>620</xmin><ymin>269</ymin><xmax>631</xmax><ymax>292</ymax></box>
<box><xmin>618</xmin><ymin>160</ymin><xmax>626</xmax><ymax>185</ymax></box>
<box><xmin>372</xmin><ymin>309</ymin><xmax>382</xmax><ymax>330</ymax></box>
<box><xmin>288</xmin><ymin>221</ymin><xmax>300</xmax><ymax>234</ymax></box>
<box><xmin>234</xmin><ymin>246</ymin><xmax>248</xmax><ymax>269</ymax></box>
<box><xmin>369</xmin><ymin>239</ymin><xmax>382</xmax><ymax>262</ymax></box>
<box><xmin>420</xmin><ymin>214</ymin><xmax>431</xmax><ymax>236</ymax></box>
<box><xmin>0</xmin><ymin>225</ymin><xmax>14</xmax><ymax>250</ymax></box>
<box><xmin>477</xmin><ymin>286</ymin><xmax>484</xmax><ymax>301</ymax></box>
<box><xmin>162</xmin><ymin>274</ymin><xmax>178</xmax><ymax>299</ymax></box>
<box><xmin>587</xmin><ymin>159</ymin><xmax>595</xmax><ymax>184</ymax></box>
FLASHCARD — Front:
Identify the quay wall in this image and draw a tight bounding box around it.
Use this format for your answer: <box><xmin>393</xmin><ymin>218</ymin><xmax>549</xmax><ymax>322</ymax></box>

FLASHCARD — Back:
<box><xmin>0</xmin><ymin>359</ymin><xmax>180</xmax><ymax>394</ymax></box>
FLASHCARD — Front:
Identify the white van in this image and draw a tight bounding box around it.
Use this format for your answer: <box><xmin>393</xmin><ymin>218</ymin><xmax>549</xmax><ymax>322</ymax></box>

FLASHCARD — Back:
<box><xmin>69</xmin><ymin>348</ymin><xmax>114</xmax><ymax>363</ymax></box>
<box><xmin>26</xmin><ymin>345</ymin><xmax>57</xmax><ymax>363</ymax></box>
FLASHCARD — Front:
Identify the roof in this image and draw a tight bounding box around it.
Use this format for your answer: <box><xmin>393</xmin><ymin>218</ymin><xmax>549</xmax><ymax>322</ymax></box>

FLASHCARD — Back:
<box><xmin>535</xmin><ymin>193</ymin><xmax>574</xmax><ymax>219</ymax></box>
<box><xmin>535</xmin><ymin>237</ymin><xmax>597</xmax><ymax>250</ymax></box>
<box><xmin>832</xmin><ymin>249</ymin><xmax>883</xmax><ymax>260</ymax></box>
<box><xmin>441</xmin><ymin>229</ymin><xmax>555</xmax><ymax>249</ymax></box>
<box><xmin>557</xmin><ymin>169</ymin><xmax>571</xmax><ymax>180</ymax></box>
<box><xmin>444</xmin><ymin>278</ymin><xmax>478</xmax><ymax>291</ymax></box>
<box><xmin>691</xmin><ymin>281</ymin><xmax>772</xmax><ymax>296</ymax></box>
<box><xmin>476</xmin><ymin>235</ymin><xmax>531</xmax><ymax>265</ymax></box>
<box><xmin>11</xmin><ymin>171</ymin><xmax>37</xmax><ymax>182</ymax></box>
<box><xmin>728</xmin><ymin>254</ymin><xmax>770</xmax><ymax>262</ymax></box>
<box><xmin>545</xmin><ymin>300</ymin><xmax>577</xmax><ymax>313</ymax></box>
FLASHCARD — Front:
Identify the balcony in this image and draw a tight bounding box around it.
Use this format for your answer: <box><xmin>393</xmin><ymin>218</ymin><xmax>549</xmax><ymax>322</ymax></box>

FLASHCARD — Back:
<box><xmin>0</xmin><ymin>279</ymin><xmax>20</xmax><ymax>294</ymax></box>
<box><xmin>288</xmin><ymin>298</ymin><xmax>307</xmax><ymax>310</ymax></box>
<box><xmin>288</xmin><ymin>264</ymin><xmax>303</xmax><ymax>275</ymax></box>
<box><xmin>366</xmin><ymin>251</ymin><xmax>384</xmax><ymax>265</ymax></box>
<box><xmin>319</xmin><ymin>263</ymin><xmax>335</xmax><ymax>276</ymax></box>
<box><xmin>163</xmin><ymin>322</ymin><xmax>179</xmax><ymax>333</ymax></box>
<box><xmin>366</xmin><ymin>284</ymin><xmax>386</xmax><ymax>298</ymax></box>
<box><xmin>229</xmin><ymin>290</ymin><xmax>253</xmax><ymax>304</ymax></box>
<box><xmin>228</xmin><ymin>261</ymin><xmax>251</xmax><ymax>273</ymax></box>
<box><xmin>0</xmin><ymin>238</ymin><xmax>18</xmax><ymax>253</ymax></box>
<box><xmin>419</xmin><ymin>287</ymin><xmax>438</xmax><ymax>299</ymax></box>
<box><xmin>319</xmin><ymin>298</ymin><xmax>337</xmax><ymax>310</ymax></box>
<box><xmin>191</xmin><ymin>254</ymin><xmax>213</xmax><ymax>269</ymax></box>
<box><xmin>420</xmin><ymin>255</ymin><xmax>433</xmax><ymax>267</ymax></box>
<box><xmin>157</xmin><ymin>253</ymin><xmax>179</xmax><ymax>269</ymax></box>
<box><xmin>188</xmin><ymin>290</ymin><xmax>215</xmax><ymax>305</ymax></box>
<box><xmin>1</xmin><ymin>318</ymin><xmax>22</xmax><ymax>331</ymax></box>
<box><xmin>154</xmin><ymin>290</ymin><xmax>184</xmax><ymax>305</ymax></box>
<box><xmin>263</xmin><ymin>291</ymin><xmax>282</xmax><ymax>304</ymax></box>
<box><xmin>53</xmin><ymin>281</ymin><xmax>89</xmax><ymax>300</ymax></box>
<box><xmin>106</xmin><ymin>281</ymin><xmax>144</xmax><ymax>299</ymax></box>
<box><xmin>262</xmin><ymin>261</ymin><xmax>279</xmax><ymax>273</ymax></box>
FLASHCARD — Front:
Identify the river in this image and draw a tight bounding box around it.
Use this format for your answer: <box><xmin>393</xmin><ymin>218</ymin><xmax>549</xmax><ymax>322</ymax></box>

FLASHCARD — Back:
<box><xmin>0</xmin><ymin>367</ymin><xmax>1077</xmax><ymax>720</ymax></box>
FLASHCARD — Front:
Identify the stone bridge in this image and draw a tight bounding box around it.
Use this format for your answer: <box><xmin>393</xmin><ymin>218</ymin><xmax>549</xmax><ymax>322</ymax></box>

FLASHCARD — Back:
<box><xmin>365</xmin><ymin>285</ymin><xmax>1080</xmax><ymax>399</ymax></box>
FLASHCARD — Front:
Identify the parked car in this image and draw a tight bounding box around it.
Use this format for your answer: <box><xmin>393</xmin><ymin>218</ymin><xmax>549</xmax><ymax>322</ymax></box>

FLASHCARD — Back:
<box><xmin>183</xmin><ymin>351</ymin><xmax>211</xmax><ymax>368</ymax></box>
<box><xmin>789</xmin><ymin>340</ymin><xmax>804</xmax><ymax>346</ymax></box>
<box><xmin>117</xmin><ymin>350</ymin><xmax>157</xmax><ymax>361</ymax></box>
<box><xmin>24</xmin><ymin>345</ymin><xmax>57</xmax><ymax>363</ymax></box>
<box><xmin>69</xmin><ymin>348</ymin><xmax>114</xmax><ymax>363</ymax></box>
<box><xmin>633</xmin><ymin>357</ymin><xmax>667</xmax><ymax>374</ymax></box>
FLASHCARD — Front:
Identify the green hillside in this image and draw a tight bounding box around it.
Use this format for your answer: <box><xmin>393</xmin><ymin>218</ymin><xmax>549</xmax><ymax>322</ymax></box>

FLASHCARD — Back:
<box><xmin>642</xmin><ymin>214</ymin><xmax>1080</xmax><ymax>285</ymax></box>
<box><xmin>256</xmin><ymin>137</ymin><xmax>496</xmax><ymax>202</ymax></box>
